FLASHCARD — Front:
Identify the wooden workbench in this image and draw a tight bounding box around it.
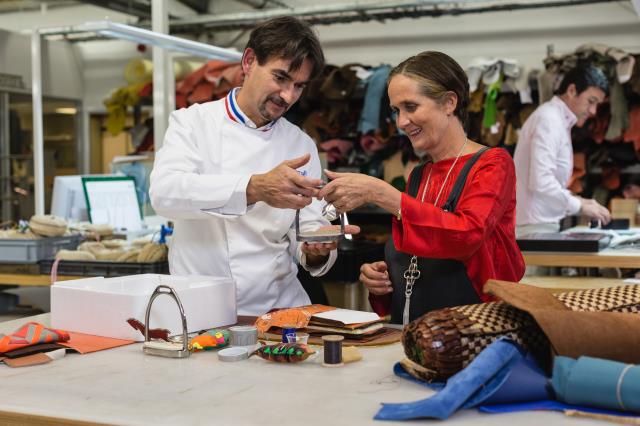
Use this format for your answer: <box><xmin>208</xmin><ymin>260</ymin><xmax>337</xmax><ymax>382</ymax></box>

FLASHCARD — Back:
<box><xmin>521</xmin><ymin>276</ymin><xmax>629</xmax><ymax>293</ymax></box>
<box><xmin>0</xmin><ymin>314</ymin><xmax>609</xmax><ymax>426</ymax></box>
<box><xmin>521</xmin><ymin>226</ymin><xmax>640</xmax><ymax>268</ymax></box>
<box><xmin>0</xmin><ymin>273</ymin><xmax>79</xmax><ymax>286</ymax></box>
<box><xmin>522</xmin><ymin>248</ymin><xmax>640</xmax><ymax>268</ymax></box>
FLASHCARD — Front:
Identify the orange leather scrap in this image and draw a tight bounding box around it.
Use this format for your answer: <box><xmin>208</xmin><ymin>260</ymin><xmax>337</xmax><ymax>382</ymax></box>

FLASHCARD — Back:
<box><xmin>255</xmin><ymin>304</ymin><xmax>335</xmax><ymax>333</ymax></box>
<box><xmin>60</xmin><ymin>332</ymin><xmax>135</xmax><ymax>354</ymax></box>
<box><xmin>176</xmin><ymin>60</ymin><xmax>243</xmax><ymax>109</ymax></box>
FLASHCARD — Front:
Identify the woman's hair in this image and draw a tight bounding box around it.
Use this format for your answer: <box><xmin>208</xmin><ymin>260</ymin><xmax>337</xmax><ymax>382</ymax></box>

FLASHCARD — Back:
<box><xmin>388</xmin><ymin>51</ymin><xmax>470</xmax><ymax>126</ymax></box>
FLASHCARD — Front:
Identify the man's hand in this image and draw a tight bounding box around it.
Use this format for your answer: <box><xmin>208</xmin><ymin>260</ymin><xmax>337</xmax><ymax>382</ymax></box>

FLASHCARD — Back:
<box><xmin>301</xmin><ymin>224</ymin><xmax>360</xmax><ymax>267</ymax></box>
<box><xmin>247</xmin><ymin>154</ymin><xmax>323</xmax><ymax>209</ymax></box>
<box><xmin>360</xmin><ymin>261</ymin><xmax>392</xmax><ymax>295</ymax></box>
<box><xmin>580</xmin><ymin>198</ymin><xmax>611</xmax><ymax>225</ymax></box>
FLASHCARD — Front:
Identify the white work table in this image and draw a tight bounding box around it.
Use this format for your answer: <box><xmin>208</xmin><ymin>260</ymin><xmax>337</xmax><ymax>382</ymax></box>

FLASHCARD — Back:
<box><xmin>0</xmin><ymin>314</ymin><xmax>605</xmax><ymax>426</ymax></box>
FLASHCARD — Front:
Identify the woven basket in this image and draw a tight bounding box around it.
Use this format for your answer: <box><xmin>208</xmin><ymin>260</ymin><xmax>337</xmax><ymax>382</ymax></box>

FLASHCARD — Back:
<box><xmin>401</xmin><ymin>284</ymin><xmax>640</xmax><ymax>381</ymax></box>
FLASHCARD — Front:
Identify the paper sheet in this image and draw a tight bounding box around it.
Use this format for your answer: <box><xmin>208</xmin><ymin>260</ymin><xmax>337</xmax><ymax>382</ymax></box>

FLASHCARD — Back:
<box><xmin>312</xmin><ymin>309</ymin><xmax>380</xmax><ymax>325</ymax></box>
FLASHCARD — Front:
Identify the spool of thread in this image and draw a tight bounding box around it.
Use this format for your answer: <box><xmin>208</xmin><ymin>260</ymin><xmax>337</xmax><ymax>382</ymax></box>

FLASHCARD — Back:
<box><xmin>322</xmin><ymin>335</ymin><xmax>344</xmax><ymax>367</ymax></box>
<box><xmin>229</xmin><ymin>325</ymin><xmax>258</xmax><ymax>347</ymax></box>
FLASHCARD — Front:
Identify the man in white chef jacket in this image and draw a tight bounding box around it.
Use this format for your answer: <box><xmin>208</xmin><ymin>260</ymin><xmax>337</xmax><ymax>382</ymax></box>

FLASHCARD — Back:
<box><xmin>514</xmin><ymin>64</ymin><xmax>611</xmax><ymax>275</ymax></box>
<box><xmin>150</xmin><ymin>17</ymin><xmax>358</xmax><ymax>315</ymax></box>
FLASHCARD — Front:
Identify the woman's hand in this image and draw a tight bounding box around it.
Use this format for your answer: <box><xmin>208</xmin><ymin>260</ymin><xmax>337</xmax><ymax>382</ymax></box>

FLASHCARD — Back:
<box><xmin>319</xmin><ymin>170</ymin><xmax>402</xmax><ymax>215</ymax></box>
<box><xmin>318</xmin><ymin>170</ymin><xmax>377</xmax><ymax>213</ymax></box>
<box><xmin>360</xmin><ymin>261</ymin><xmax>392</xmax><ymax>295</ymax></box>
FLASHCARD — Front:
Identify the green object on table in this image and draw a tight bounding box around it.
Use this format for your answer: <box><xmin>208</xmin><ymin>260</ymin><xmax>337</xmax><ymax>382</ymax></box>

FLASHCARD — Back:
<box><xmin>552</xmin><ymin>356</ymin><xmax>640</xmax><ymax>413</ymax></box>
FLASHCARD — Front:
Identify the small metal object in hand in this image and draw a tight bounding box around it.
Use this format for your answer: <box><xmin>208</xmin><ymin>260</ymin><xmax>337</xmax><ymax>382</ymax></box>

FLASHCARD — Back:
<box><xmin>295</xmin><ymin>208</ymin><xmax>345</xmax><ymax>242</ymax></box>
<box><xmin>321</xmin><ymin>203</ymin><xmax>338</xmax><ymax>221</ymax></box>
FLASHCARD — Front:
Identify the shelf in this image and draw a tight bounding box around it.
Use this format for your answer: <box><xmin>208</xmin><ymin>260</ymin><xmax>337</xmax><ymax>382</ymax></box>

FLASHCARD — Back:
<box><xmin>589</xmin><ymin>164</ymin><xmax>640</xmax><ymax>174</ymax></box>
<box><xmin>44</xmin><ymin>135</ymin><xmax>73</xmax><ymax>142</ymax></box>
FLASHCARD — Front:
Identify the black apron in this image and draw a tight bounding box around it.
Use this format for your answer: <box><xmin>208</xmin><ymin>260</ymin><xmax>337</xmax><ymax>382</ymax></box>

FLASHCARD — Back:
<box><xmin>386</xmin><ymin>147</ymin><xmax>489</xmax><ymax>324</ymax></box>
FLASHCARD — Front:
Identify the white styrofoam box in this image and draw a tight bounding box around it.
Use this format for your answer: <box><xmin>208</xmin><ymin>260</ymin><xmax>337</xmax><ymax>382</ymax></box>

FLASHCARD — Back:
<box><xmin>51</xmin><ymin>274</ymin><xmax>236</xmax><ymax>341</ymax></box>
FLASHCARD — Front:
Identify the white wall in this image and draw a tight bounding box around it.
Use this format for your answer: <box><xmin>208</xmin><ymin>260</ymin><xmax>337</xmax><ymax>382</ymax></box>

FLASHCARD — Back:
<box><xmin>0</xmin><ymin>4</ymin><xmax>133</xmax><ymax>33</ymax></box>
<box><xmin>1</xmin><ymin>2</ymin><xmax>638</xmax><ymax>111</ymax></box>
<box><xmin>315</xmin><ymin>2</ymin><xmax>640</xmax><ymax>71</ymax></box>
<box><xmin>0</xmin><ymin>28</ymin><xmax>83</xmax><ymax>100</ymax></box>
<box><xmin>80</xmin><ymin>2</ymin><xmax>640</xmax><ymax>111</ymax></box>
<box><xmin>0</xmin><ymin>3</ymin><xmax>135</xmax><ymax>108</ymax></box>
<box><xmin>77</xmin><ymin>40</ymin><xmax>149</xmax><ymax>111</ymax></box>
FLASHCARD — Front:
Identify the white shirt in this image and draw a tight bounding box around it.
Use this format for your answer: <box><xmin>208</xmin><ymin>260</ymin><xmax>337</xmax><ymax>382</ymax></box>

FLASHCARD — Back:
<box><xmin>514</xmin><ymin>96</ymin><xmax>582</xmax><ymax>226</ymax></box>
<box><xmin>149</xmin><ymin>89</ymin><xmax>336</xmax><ymax>316</ymax></box>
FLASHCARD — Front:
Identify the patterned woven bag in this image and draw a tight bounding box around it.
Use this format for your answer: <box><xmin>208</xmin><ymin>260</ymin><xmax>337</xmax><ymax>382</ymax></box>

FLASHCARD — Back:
<box><xmin>401</xmin><ymin>284</ymin><xmax>640</xmax><ymax>382</ymax></box>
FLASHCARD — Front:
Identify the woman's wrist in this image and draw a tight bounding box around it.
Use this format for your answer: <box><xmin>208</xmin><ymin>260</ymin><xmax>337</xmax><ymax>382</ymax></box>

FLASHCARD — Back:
<box><xmin>370</xmin><ymin>180</ymin><xmax>402</xmax><ymax>216</ymax></box>
<box><xmin>369</xmin><ymin>178</ymin><xmax>389</xmax><ymax>206</ymax></box>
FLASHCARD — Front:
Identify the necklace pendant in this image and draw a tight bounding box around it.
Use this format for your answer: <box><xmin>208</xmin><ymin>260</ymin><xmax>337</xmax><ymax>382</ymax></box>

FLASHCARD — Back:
<box><xmin>403</xmin><ymin>294</ymin><xmax>411</xmax><ymax>326</ymax></box>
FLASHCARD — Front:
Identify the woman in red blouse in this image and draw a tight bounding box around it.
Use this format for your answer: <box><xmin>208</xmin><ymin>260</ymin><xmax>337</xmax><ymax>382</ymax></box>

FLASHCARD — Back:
<box><xmin>318</xmin><ymin>51</ymin><xmax>525</xmax><ymax>325</ymax></box>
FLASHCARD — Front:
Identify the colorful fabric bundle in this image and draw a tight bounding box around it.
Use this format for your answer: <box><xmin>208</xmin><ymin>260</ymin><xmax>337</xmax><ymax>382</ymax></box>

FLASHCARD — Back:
<box><xmin>252</xmin><ymin>342</ymin><xmax>315</xmax><ymax>363</ymax></box>
<box><xmin>188</xmin><ymin>330</ymin><xmax>230</xmax><ymax>352</ymax></box>
<box><xmin>0</xmin><ymin>322</ymin><xmax>70</xmax><ymax>353</ymax></box>
<box><xmin>402</xmin><ymin>283</ymin><xmax>640</xmax><ymax>382</ymax></box>
<box><xmin>254</xmin><ymin>304</ymin><xmax>335</xmax><ymax>333</ymax></box>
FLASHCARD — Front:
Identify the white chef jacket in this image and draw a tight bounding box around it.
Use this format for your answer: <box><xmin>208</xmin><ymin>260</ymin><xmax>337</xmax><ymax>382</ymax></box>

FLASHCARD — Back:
<box><xmin>514</xmin><ymin>96</ymin><xmax>582</xmax><ymax>226</ymax></box>
<box><xmin>149</xmin><ymin>88</ymin><xmax>336</xmax><ymax>315</ymax></box>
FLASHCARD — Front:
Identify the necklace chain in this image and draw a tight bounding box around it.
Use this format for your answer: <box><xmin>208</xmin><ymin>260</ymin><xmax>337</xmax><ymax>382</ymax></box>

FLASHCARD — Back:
<box><xmin>420</xmin><ymin>138</ymin><xmax>469</xmax><ymax>206</ymax></box>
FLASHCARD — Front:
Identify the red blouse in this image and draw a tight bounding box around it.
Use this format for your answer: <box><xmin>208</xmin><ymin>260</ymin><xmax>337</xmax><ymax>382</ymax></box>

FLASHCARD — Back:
<box><xmin>370</xmin><ymin>148</ymin><xmax>525</xmax><ymax>316</ymax></box>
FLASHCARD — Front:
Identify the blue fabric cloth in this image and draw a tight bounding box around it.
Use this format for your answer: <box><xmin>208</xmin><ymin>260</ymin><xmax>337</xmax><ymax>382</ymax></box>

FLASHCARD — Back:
<box><xmin>479</xmin><ymin>399</ymin><xmax>640</xmax><ymax>419</ymax></box>
<box><xmin>552</xmin><ymin>356</ymin><xmax>640</xmax><ymax>414</ymax></box>
<box><xmin>358</xmin><ymin>65</ymin><xmax>391</xmax><ymax>134</ymax></box>
<box><xmin>393</xmin><ymin>348</ymin><xmax>549</xmax><ymax>406</ymax></box>
<box><xmin>376</xmin><ymin>339</ymin><xmax>550</xmax><ymax>420</ymax></box>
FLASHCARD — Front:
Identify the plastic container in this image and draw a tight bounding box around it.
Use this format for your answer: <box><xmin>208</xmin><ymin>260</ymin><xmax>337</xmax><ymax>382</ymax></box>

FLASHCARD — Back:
<box><xmin>51</xmin><ymin>274</ymin><xmax>237</xmax><ymax>341</ymax></box>
<box><xmin>0</xmin><ymin>235</ymin><xmax>82</xmax><ymax>264</ymax></box>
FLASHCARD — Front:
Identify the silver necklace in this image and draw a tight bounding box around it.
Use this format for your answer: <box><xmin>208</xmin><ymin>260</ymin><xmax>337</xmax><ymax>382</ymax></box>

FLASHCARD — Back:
<box><xmin>402</xmin><ymin>138</ymin><xmax>469</xmax><ymax>325</ymax></box>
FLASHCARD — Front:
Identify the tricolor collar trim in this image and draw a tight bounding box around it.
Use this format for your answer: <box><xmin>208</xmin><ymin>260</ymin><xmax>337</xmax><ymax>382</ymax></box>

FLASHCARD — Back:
<box><xmin>224</xmin><ymin>88</ymin><xmax>276</xmax><ymax>132</ymax></box>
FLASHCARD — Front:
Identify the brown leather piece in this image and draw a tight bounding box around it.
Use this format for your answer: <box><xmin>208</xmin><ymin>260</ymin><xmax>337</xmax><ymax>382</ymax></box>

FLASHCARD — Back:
<box><xmin>485</xmin><ymin>280</ymin><xmax>568</xmax><ymax>312</ymax></box>
<box><xmin>3</xmin><ymin>352</ymin><xmax>52</xmax><ymax>368</ymax></box>
<box><xmin>1</xmin><ymin>343</ymin><xmax>65</xmax><ymax>359</ymax></box>
<box><xmin>486</xmin><ymin>280</ymin><xmax>640</xmax><ymax>364</ymax></box>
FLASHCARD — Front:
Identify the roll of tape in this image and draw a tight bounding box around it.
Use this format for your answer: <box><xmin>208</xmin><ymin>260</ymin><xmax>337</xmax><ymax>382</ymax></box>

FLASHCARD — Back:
<box><xmin>218</xmin><ymin>347</ymin><xmax>249</xmax><ymax>362</ymax></box>
<box><xmin>230</xmin><ymin>325</ymin><xmax>258</xmax><ymax>347</ymax></box>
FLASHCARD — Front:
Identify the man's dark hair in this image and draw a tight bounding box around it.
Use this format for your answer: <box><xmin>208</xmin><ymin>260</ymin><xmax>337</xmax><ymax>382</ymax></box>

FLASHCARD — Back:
<box><xmin>556</xmin><ymin>64</ymin><xmax>609</xmax><ymax>96</ymax></box>
<box><xmin>245</xmin><ymin>16</ymin><xmax>325</xmax><ymax>80</ymax></box>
